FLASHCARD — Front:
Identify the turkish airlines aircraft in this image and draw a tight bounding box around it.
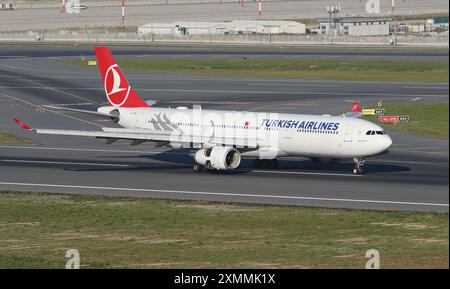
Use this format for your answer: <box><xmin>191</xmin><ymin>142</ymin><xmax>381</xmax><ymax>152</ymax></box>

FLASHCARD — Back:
<box><xmin>14</xmin><ymin>47</ymin><xmax>392</xmax><ymax>175</ymax></box>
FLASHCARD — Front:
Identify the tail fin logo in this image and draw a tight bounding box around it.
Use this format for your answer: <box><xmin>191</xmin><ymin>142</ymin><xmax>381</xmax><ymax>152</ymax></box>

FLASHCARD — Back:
<box><xmin>352</xmin><ymin>101</ymin><xmax>361</xmax><ymax>113</ymax></box>
<box><xmin>104</xmin><ymin>64</ymin><xmax>130</xmax><ymax>107</ymax></box>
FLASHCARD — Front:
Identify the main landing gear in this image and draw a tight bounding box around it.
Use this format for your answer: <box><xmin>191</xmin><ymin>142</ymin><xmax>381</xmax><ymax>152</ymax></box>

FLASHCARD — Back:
<box><xmin>253</xmin><ymin>159</ymin><xmax>279</xmax><ymax>169</ymax></box>
<box><xmin>193</xmin><ymin>163</ymin><xmax>204</xmax><ymax>173</ymax></box>
<box><xmin>353</xmin><ymin>157</ymin><xmax>365</xmax><ymax>175</ymax></box>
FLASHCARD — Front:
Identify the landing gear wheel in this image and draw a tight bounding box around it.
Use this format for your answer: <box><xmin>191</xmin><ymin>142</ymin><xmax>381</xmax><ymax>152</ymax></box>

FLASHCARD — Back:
<box><xmin>352</xmin><ymin>158</ymin><xmax>365</xmax><ymax>175</ymax></box>
<box><xmin>193</xmin><ymin>164</ymin><xmax>204</xmax><ymax>173</ymax></box>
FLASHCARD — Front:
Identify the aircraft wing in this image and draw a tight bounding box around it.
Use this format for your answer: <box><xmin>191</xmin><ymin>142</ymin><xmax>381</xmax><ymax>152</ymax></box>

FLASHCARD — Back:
<box><xmin>13</xmin><ymin>119</ymin><xmax>260</xmax><ymax>149</ymax></box>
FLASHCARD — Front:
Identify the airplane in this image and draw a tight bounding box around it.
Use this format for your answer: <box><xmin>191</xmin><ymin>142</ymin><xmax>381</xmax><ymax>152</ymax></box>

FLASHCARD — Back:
<box><xmin>14</xmin><ymin>47</ymin><xmax>392</xmax><ymax>175</ymax></box>
<box><xmin>70</xmin><ymin>3</ymin><xmax>88</xmax><ymax>10</ymax></box>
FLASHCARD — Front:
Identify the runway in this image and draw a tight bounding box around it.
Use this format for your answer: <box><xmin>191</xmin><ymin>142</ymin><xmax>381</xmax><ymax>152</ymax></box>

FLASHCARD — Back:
<box><xmin>0</xmin><ymin>45</ymin><xmax>448</xmax><ymax>212</ymax></box>
<box><xmin>0</xmin><ymin>46</ymin><xmax>448</xmax><ymax>61</ymax></box>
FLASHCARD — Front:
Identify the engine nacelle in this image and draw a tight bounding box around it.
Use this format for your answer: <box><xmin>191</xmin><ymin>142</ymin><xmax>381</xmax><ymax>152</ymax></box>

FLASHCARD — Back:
<box><xmin>194</xmin><ymin>147</ymin><xmax>241</xmax><ymax>170</ymax></box>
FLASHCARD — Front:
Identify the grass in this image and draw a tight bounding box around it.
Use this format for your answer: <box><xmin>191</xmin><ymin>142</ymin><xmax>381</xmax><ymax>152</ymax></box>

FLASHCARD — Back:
<box><xmin>69</xmin><ymin>58</ymin><xmax>449</xmax><ymax>83</ymax></box>
<box><xmin>0</xmin><ymin>191</ymin><xmax>448</xmax><ymax>269</ymax></box>
<box><xmin>363</xmin><ymin>103</ymin><xmax>449</xmax><ymax>139</ymax></box>
<box><xmin>0</xmin><ymin>132</ymin><xmax>33</xmax><ymax>144</ymax></box>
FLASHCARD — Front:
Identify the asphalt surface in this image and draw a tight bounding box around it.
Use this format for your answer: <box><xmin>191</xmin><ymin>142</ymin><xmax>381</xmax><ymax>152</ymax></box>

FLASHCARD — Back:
<box><xmin>0</xmin><ymin>46</ymin><xmax>448</xmax><ymax>61</ymax></box>
<box><xmin>0</xmin><ymin>46</ymin><xmax>448</xmax><ymax>212</ymax></box>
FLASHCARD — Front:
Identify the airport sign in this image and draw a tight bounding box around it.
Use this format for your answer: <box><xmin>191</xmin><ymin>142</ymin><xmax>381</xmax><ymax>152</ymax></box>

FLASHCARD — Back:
<box><xmin>362</xmin><ymin>108</ymin><xmax>385</xmax><ymax>115</ymax></box>
<box><xmin>379</xmin><ymin>116</ymin><xmax>399</xmax><ymax>123</ymax></box>
<box><xmin>398</xmin><ymin>116</ymin><xmax>410</xmax><ymax>122</ymax></box>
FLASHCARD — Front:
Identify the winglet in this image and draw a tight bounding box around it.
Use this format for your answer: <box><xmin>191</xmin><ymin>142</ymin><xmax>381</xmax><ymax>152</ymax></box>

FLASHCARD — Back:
<box><xmin>342</xmin><ymin>100</ymin><xmax>362</xmax><ymax>118</ymax></box>
<box><xmin>13</xmin><ymin>118</ymin><xmax>33</xmax><ymax>131</ymax></box>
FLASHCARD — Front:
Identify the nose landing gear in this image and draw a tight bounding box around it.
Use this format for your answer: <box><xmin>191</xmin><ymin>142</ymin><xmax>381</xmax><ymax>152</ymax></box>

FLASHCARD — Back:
<box><xmin>353</xmin><ymin>157</ymin><xmax>365</xmax><ymax>175</ymax></box>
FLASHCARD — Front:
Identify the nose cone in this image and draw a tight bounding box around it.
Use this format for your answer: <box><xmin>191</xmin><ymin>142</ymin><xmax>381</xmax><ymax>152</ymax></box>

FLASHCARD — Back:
<box><xmin>384</xmin><ymin>135</ymin><xmax>393</xmax><ymax>151</ymax></box>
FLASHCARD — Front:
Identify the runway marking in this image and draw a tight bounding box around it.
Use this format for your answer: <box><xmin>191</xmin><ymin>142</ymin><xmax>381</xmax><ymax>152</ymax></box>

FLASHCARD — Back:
<box><xmin>410</xmin><ymin>97</ymin><xmax>423</xmax><ymax>102</ymax></box>
<box><xmin>248</xmin><ymin>102</ymin><xmax>316</xmax><ymax>111</ymax></box>
<box><xmin>394</xmin><ymin>146</ymin><xmax>445</xmax><ymax>150</ymax></box>
<box><xmin>47</xmin><ymin>102</ymin><xmax>98</xmax><ymax>107</ymax></box>
<box><xmin>0</xmin><ymin>93</ymin><xmax>102</xmax><ymax>128</ymax></box>
<box><xmin>390</xmin><ymin>148</ymin><xmax>449</xmax><ymax>155</ymax></box>
<box><xmin>0</xmin><ymin>86</ymin><xmax>446</xmax><ymax>98</ymax></box>
<box><xmin>0</xmin><ymin>159</ymin><xmax>130</xmax><ymax>167</ymax></box>
<box><xmin>0</xmin><ymin>73</ymin><xmax>448</xmax><ymax>86</ymax></box>
<box><xmin>372</xmin><ymin>159</ymin><xmax>449</xmax><ymax>166</ymax></box>
<box><xmin>0</xmin><ymin>145</ymin><xmax>181</xmax><ymax>155</ymax></box>
<box><xmin>404</xmin><ymin>86</ymin><xmax>449</xmax><ymax>90</ymax></box>
<box><xmin>249</xmin><ymin>170</ymin><xmax>360</xmax><ymax>177</ymax></box>
<box><xmin>167</xmin><ymin>100</ymin><xmax>254</xmax><ymax>105</ymax></box>
<box><xmin>0</xmin><ymin>182</ymin><xmax>447</xmax><ymax>208</ymax></box>
<box><xmin>0</xmin><ymin>56</ymin><xmax>28</xmax><ymax>59</ymax></box>
<box><xmin>247</xmin><ymin>84</ymin><xmax>340</xmax><ymax>87</ymax></box>
<box><xmin>1</xmin><ymin>146</ymin><xmax>447</xmax><ymax>166</ymax></box>
<box><xmin>20</xmin><ymin>78</ymin><xmax>103</xmax><ymax>106</ymax></box>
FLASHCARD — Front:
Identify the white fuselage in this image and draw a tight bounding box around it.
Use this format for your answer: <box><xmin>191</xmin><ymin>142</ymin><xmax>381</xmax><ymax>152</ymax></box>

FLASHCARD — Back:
<box><xmin>99</xmin><ymin>106</ymin><xmax>392</xmax><ymax>159</ymax></box>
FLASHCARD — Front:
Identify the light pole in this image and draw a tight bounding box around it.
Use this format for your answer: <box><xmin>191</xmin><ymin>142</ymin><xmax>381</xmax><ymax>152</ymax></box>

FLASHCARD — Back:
<box><xmin>121</xmin><ymin>0</ymin><xmax>125</xmax><ymax>27</ymax></box>
<box><xmin>392</xmin><ymin>0</ymin><xmax>397</xmax><ymax>45</ymax></box>
<box><xmin>326</xmin><ymin>3</ymin><xmax>341</xmax><ymax>42</ymax></box>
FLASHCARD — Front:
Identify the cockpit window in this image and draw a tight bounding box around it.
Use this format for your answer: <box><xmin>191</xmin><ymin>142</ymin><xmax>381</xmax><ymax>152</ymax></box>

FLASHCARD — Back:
<box><xmin>367</xmin><ymin>130</ymin><xmax>386</xmax><ymax>135</ymax></box>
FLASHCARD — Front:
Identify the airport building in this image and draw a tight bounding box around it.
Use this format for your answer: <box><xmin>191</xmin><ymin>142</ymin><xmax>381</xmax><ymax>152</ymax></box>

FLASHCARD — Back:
<box><xmin>317</xmin><ymin>17</ymin><xmax>390</xmax><ymax>36</ymax></box>
<box><xmin>0</xmin><ymin>2</ymin><xmax>15</xmax><ymax>10</ymax></box>
<box><xmin>138</xmin><ymin>20</ymin><xmax>306</xmax><ymax>36</ymax></box>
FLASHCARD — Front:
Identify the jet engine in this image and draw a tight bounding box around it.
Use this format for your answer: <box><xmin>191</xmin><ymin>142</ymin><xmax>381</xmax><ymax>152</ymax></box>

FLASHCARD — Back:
<box><xmin>194</xmin><ymin>147</ymin><xmax>241</xmax><ymax>170</ymax></box>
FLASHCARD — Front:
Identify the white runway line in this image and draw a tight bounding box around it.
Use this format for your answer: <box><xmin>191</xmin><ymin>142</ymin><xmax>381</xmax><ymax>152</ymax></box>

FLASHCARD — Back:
<box><xmin>249</xmin><ymin>170</ymin><xmax>360</xmax><ymax>177</ymax></box>
<box><xmin>0</xmin><ymin>73</ymin><xmax>448</xmax><ymax>86</ymax></box>
<box><xmin>373</xmin><ymin>159</ymin><xmax>449</xmax><ymax>166</ymax></box>
<box><xmin>0</xmin><ymin>182</ymin><xmax>447</xmax><ymax>208</ymax></box>
<box><xmin>403</xmin><ymin>86</ymin><xmax>449</xmax><ymax>90</ymax></box>
<box><xmin>0</xmin><ymin>159</ymin><xmax>131</xmax><ymax>167</ymax></box>
<box><xmin>390</xmin><ymin>148</ymin><xmax>449</xmax><ymax>156</ymax></box>
<box><xmin>0</xmin><ymin>86</ymin><xmax>446</xmax><ymax>98</ymax></box>
<box><xmin>1</xmin><ymin>145</ymin><xmax>448</xmax><ymax>166</ymax></box>
<box><xmin>247</xmin><ymin>83</ymin><xmax>340</xmax><ymax>87</ymax></box>
<box><xmin>0</xmin><ymin>145</ymin><xmax>179</xmax><ymax>155</ymax></box>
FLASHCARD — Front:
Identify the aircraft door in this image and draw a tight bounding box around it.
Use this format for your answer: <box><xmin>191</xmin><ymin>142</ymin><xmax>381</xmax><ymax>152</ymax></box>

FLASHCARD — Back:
<box><xmin>344</xmin><ymin>128</ymin><xmax>353</xmax><ymax>142</ymax></box>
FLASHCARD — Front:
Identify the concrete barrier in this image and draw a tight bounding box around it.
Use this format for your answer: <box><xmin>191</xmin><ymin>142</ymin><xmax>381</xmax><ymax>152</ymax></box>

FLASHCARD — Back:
<box><xmin>0</xmin><ymin>31</ymin><xmax>448</xmax><ymax>47</ymax></box>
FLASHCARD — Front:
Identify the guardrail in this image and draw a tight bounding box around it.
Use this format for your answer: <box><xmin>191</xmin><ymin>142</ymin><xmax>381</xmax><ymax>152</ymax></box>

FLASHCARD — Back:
<box><xmin>0</xmin><ymin>31</ymin><xmax>448</xmax><ymax>47</ymax></box>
